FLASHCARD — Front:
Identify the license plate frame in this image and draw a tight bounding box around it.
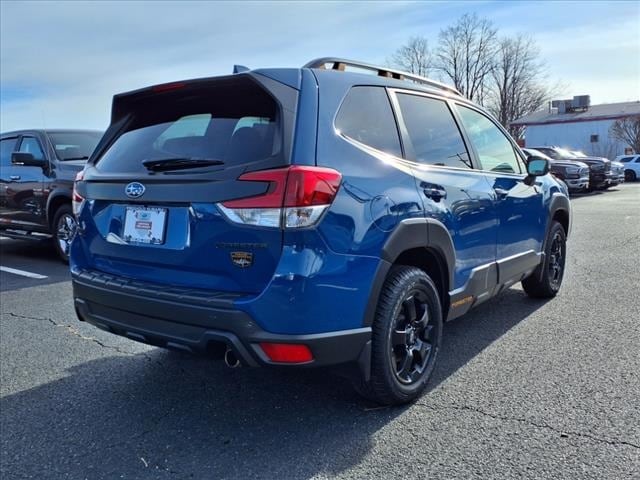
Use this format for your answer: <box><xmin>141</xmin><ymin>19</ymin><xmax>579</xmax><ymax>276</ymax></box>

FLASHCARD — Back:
<box><xmin>123</xmin><ymin>206</ymin><xmax>168</xmax><ymax>245</ymax></box>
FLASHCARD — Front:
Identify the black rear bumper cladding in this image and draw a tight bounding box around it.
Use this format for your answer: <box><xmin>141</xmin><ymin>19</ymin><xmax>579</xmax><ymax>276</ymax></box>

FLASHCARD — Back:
<box><xmin>72</xmin><ymin>275</ymin><xmax>371</xmax><ymax>369</ymax></box>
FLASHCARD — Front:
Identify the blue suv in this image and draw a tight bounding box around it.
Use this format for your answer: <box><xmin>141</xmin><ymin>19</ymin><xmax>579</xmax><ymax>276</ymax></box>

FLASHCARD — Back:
<box><xmin>71</xmin><ymin>58</ymin><xmax>570</xmax><ymax>404</ymax></box>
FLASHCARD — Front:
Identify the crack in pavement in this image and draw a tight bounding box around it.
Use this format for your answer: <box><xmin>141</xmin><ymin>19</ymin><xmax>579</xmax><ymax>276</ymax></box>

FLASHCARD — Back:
<box><xmin>2</xmin><ymin>311</ymin><xmax>210</xmax><ymax>383</ymax></box>
<box><xmin>4</xmin><ymin>311</ymin><xmax>134</xmax><ymax>356</ymax></box>
<box><xmin>416</xmin><ymin>402</ymin><xmax>640</xmax><ymax>450</ymax></box>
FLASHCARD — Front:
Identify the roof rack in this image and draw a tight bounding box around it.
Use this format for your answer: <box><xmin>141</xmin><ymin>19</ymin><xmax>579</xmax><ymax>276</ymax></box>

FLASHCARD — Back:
<box><xmin>304</xmin><ymin>57</ymin><xmax>462</xmax><ymax>96</ymax></box>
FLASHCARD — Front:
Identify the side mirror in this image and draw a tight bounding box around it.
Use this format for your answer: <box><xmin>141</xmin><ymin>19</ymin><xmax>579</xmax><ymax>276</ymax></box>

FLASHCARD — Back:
<box><xmin>11</xmin><ymin>152</ymin><xmax>46</xmax><ymax>167</ymax></box>
<box><xmin>526</xmin><ymin>157</ymin><xmax>549</xmax><ymax>176</ymax></box>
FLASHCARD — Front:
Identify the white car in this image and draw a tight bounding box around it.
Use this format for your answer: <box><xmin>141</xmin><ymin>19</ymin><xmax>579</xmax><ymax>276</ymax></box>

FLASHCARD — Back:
<box><xmin>615</xmin><ymin>154</ymin><xmax>640</xmax><ymax>182</ymax></box>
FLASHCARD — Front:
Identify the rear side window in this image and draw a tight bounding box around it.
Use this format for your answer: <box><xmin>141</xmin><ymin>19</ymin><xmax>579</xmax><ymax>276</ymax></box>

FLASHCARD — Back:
<box><xmin>457</xmin><ymin>105</ymin><xmax>523</xmax><ymax>174</ymax></box>
<box><xmin>96</xmin><ymin>80</ymin><xmax>281</xmax><ymax>174</ymax></box>
<box><xmin>1</xmin><ymin>137</ymin><xmax>18</xmax><ymax>168</ymax></box>
<box><xmin>619</xmin><ymin>156</ymin><xmax>633</xmax><ymax>162</ymax></box>
<box><xmin>396</xmin><ymin>93</ymin><xmax>471</xmax><ymax>169</ymax></box>
<box><xmin>335</xmin><ymin>86</ymin><xmax>402</xmax><ymax>157</ymax></box>
<box><xmin>48</xmin><ymin>131</ymin><xmax>103</xmax><ymax>161</ymax></box>
<box><xmin>18</xmin><ymin>137</ymin><xmax>45</xmax><ymax>161</ymax></box>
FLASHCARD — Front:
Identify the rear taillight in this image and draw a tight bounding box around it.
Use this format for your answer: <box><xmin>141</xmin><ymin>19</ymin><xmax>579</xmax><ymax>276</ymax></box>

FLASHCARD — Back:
<box><xmin>72</xmin><ymin>171</ymin><xmax>84</xmax><ymax>216</ymax></box>
<box><xmin>218</xmin><ymin>166</ymin><xmax>342</xmax><ymax>229</ymax></box>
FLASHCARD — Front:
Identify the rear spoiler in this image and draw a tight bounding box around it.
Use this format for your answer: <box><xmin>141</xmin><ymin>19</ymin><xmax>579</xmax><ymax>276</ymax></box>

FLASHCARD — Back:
<box><xmin>110</xmin><ymin>74</ymin><xmax>240</xmax><ymax>124</ymax></box>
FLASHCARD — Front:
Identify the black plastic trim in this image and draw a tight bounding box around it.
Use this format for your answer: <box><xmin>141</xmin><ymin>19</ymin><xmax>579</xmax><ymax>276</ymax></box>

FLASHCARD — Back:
<box><xmin>496</xmin><ymin>250</ymin><xmax>542</xmax><ymax>285</ymax></box>
<box><xmin>72</xmin><ymin>275</ymin><xmax>371</xmax><ymax>368</ymax></box>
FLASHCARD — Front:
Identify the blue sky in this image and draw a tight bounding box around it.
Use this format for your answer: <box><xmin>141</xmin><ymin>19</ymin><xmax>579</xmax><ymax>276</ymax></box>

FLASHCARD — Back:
<box><xmin>1</xmin><ymin>0</ymin><xmax>638</xmax><ymax>132</ymax></box>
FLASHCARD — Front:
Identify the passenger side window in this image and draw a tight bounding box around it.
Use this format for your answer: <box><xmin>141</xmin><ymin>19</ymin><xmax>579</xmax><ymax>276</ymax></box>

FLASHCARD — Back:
<box><xmin>18</xmin><ymin>137</ymin><xmax>45</xmax><ymax>161</ymax></box>
<box><xmin>1</xmin><ymin>138</ymin><xmax>18</xmax><ymax>168</ymax></box>
<box><xmin>335</xmin><ymin>86</ymin><xmax>402</xmax><ymax>157</ymax></box>
<box><xmin>457</xmin><ymin>105</ymin><xmax>523</xmax><ymax>174</ymax></box>
<box><xmin>396</xmin><ymin>93</ymin><xmax>472</xmax><ymax>169</ymax></box>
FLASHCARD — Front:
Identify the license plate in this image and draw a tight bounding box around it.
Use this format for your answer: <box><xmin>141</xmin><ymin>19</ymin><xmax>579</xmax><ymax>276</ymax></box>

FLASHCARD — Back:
<box><xmin>123</xmin><ymin>206</ymin><xmax>167</xmax><ymax>244</ymax></box>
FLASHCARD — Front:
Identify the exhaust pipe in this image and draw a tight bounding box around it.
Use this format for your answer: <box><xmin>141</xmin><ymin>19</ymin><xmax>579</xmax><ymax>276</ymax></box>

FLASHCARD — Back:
<box><xmin>224</xmin><ymin>347</ymin><xmax>241</xmax><ymax>368</ymax></box>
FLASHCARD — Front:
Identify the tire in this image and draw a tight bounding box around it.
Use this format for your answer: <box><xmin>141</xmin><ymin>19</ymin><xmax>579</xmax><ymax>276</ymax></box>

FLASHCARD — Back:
<box><xmin>522</xmin><ymin>221</ymin><xmax>566</xmax><ymax>298</ymax></box>
<box><xmin>625</xmin><ymin>170</ymin><xmax>637</xmax><ymax>182</ymax></box>
<box><xmin>52</xmin><ymin>204</ymin><xmax>76</xmax><ymax>263</ymax></box>
<box><xmin>355</xmin><ymin>266</ymin><xmax>443</xmax><ymax>405</ymax></box>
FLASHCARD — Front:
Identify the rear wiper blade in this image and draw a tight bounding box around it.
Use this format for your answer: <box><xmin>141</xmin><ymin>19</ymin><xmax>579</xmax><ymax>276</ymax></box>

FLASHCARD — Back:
<box><xmin>142</xmin><ymin>157</ymin><xmax>225</xmax><ymax>172</ymax></box>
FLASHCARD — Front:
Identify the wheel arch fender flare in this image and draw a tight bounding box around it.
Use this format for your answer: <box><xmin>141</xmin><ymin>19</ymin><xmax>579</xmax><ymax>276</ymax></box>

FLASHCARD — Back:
<box><xmin>363</xmin><ymin>218</ymin><xmax>456</xmax><ymax>327</ymax></box>
<box><xmin>548</xmin><ymin>193</ymin><xmax>571</xmax><ymax>238</ymax></box>
<box><xmin>46</xmin><ymin>189</ymin><xmax>72</xmax><ymax>227</ymax></box>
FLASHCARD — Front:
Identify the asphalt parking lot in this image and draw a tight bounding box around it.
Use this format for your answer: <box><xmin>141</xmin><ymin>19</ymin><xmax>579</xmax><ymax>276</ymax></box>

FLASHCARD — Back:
<box><xmin>1</xmin><ymin>183</ymin><xmax>639</xmax><ymax>479</ymax></box>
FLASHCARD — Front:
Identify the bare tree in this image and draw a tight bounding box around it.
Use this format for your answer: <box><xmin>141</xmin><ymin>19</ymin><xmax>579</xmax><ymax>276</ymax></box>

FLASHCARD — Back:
<box><xmin>486</xmin><ymin>35</ymin><xmax>555</xmax><ymax>139</ymax></box>
<box><xmin>435</xmin><ymin>13</ymin><xmax>497</xmax><ymax>102</ymax></box>
<box><xmin>389</xmin><ymin>36</ymin><xmax>432</xmax><ymax>77</ymax></box>
<box><xmin>610</xmin><ymin>115</ymin><xmax>640</xmax><ymax>153</ymax></box>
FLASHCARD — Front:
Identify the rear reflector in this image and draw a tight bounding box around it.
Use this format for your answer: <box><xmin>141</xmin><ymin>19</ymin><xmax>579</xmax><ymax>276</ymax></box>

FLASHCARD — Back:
<box><xmin>259</xmin><ymin>343</ymin><xmax>314</xmax><ymax>363</ymax></box>
<box><xmin>218</xmin><ymin>166</ymin><xmax>341</xmax><ymax>229</ymax></box>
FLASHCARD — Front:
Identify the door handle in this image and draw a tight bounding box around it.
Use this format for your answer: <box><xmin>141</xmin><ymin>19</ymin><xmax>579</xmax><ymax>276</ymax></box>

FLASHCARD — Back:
<box><xmin>423</xmin><ymin>187</ymin><xmax>447</xmax><ymax>202</ymax></box>
<box><xmin>494</xmin><ymin>187</ymin><xmax>509</xmax><ymax>199</ymax></box>
<box><xmin>9</xmin><ymin>175</ymin><xmax>21</xmax><ymax>181</ymax></box>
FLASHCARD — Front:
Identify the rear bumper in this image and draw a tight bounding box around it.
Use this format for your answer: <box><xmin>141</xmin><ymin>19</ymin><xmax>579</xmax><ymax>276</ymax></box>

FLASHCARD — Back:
<box><xmin>72</xmin><ymin>271</ymin><xmax>371</xmax><ymax>368</ymax></box>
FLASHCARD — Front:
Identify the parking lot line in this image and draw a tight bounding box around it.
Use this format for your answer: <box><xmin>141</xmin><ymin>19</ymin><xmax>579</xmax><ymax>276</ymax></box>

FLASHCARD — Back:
<box><xmin>0</xmin><ymin>266</ymin><xmax>48</xmax><ymax>279</ymax></box>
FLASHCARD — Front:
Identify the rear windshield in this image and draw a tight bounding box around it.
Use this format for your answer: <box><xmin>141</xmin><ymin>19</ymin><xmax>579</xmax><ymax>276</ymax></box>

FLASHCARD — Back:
<box><xmin>96</xmin><ymin>81</ymin><xmax>281</xmax><ymax>174</ymax></box>
<box><xmin>48</xmin><ymin>131</ymin><xmax>103</xmax><ymax>161</ymax></box>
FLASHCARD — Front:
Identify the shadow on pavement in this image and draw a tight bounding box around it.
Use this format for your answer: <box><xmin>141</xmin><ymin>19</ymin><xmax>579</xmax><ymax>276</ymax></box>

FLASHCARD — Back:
<box><xmin>0</xmin><ymin>288</ymin><xmax>548</xmax><ymax>479</ymax></box>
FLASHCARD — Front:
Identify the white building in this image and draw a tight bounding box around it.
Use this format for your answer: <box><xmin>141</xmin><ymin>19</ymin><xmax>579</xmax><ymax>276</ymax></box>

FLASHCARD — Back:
<box><xmin>512</xmin><ymin>98</ymin><xmax>640</xmax><ymax>159</ymax></box>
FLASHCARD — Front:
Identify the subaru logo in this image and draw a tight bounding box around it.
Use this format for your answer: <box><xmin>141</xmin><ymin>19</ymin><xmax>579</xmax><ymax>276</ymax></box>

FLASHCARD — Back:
<box><xmin>125</xmin><ymin>182</ymin><xmax>145</xmax><ymax>198</ymax></box>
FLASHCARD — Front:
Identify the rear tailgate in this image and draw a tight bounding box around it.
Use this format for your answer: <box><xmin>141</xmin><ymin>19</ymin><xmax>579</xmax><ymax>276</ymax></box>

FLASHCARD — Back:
<box><xmin>73</xmin><ymin>73</ymin><xmax>298</xmax><ymax>294</ymax></box>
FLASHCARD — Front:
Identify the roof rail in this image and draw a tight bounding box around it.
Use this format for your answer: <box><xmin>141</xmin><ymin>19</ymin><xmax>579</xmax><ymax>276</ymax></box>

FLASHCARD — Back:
<box><xmin>303</xmin><ymin>57</ymin><xmax>462</xmax><ymax>96</ymax></box>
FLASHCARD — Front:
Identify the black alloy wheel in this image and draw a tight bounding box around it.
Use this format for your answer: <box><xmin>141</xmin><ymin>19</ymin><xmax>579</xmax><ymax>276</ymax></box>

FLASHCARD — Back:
<box><xmin>390</xmin><ymin>291</ymin><xmax>437</xmax><ymax>385</ymax></box>
<box><xmin>355</xmin><ymin>266</ymin><xmax>443</xmax><ymax>405</ymax></box>
<box><xmin>547</xmin><ymin>230</ymin><xmax>565</xmax><ymax>290</ymax></box>
<box><xmin>52</xmin><ymin>204</ymin><xmax>76</xmax><ymax>263</ymax></box>
<box><xmin>522</xmin><ymin>220</ymin><xmax>567</xmax><ymax>298</ymax></box>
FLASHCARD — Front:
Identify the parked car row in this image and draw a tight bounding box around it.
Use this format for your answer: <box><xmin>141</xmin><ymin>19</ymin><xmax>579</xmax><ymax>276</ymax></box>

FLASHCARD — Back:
<box><xmin>521</xmin><ymin>146</ymin><xmax>633</xmax><ymax>195</ymax></box>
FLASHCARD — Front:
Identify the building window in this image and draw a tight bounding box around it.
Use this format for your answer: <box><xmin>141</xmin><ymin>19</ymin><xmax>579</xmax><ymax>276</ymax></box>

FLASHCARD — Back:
<box><xmin>590</xmin><ymin>134</ymin><xmax>599</xmax><ymax>143</ymax></box>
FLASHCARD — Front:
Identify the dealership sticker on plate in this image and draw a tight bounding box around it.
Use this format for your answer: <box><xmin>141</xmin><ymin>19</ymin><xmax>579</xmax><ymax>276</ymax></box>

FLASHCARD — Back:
<box><xmin>123</xmin><ymin>206</ymin><xmax>167</xmax><ymax>244</ymax></box>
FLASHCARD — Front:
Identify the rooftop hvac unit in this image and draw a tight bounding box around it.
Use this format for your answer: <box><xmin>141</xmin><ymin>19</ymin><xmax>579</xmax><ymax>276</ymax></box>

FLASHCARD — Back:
<box><xmin>572</xmin><ymin>95</ymin><xmax>591</xmax><ymax>108</ymax></box>
<box><xmin>558</xmin><ymin>100</ymin><xmax>573</xmax><ymax>114</ymax></box>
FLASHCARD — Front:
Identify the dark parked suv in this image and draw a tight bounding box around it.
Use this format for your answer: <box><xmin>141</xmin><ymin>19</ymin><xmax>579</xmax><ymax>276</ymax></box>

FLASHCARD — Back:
<box><xmin>71</xmin><ymin>59</ymin><xmax>570</xmax><ymax>404</ymax></box>
<box><xmin>0</xmin><ymin>129</ymin><xmax>102</xmax><ymax>261</ymax></box>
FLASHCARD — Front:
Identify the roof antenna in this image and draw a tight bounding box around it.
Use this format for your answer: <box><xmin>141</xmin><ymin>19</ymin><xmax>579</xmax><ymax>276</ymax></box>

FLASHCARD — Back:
<box><xmin>233</xmin><ymin>65</ymin><xmax>250</xmax><ymax>74</ymax></box>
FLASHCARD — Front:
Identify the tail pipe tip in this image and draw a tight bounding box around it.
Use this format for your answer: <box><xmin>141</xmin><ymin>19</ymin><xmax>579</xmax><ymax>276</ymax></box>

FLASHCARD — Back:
<box><xmin>224</xmin><ymin>347</ymin><xmax>242</xmax><ymax>368</ymax></box>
